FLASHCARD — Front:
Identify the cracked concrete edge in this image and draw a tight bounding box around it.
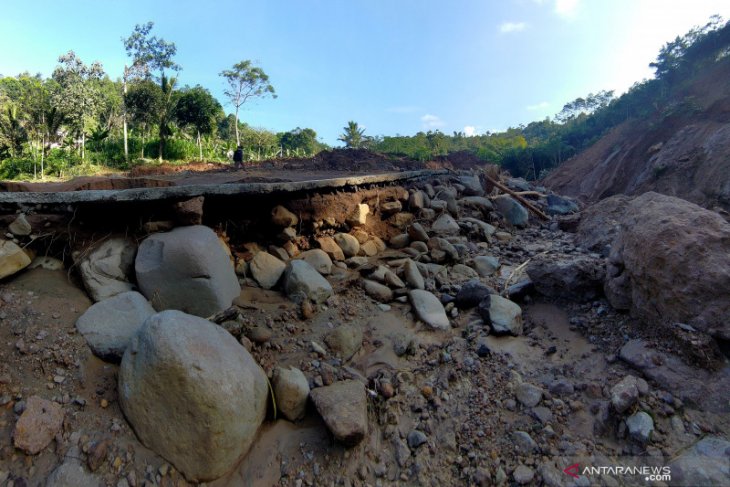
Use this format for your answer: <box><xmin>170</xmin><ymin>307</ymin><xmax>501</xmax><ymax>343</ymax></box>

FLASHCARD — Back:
<box><xmin>0</xmin><ymin>170</ymin><xmax>449</xmax><ymax>205</ymax></box>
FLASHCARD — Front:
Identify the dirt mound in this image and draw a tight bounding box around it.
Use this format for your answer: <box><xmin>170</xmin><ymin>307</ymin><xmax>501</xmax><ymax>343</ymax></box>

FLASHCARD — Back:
<box><xmin>127</xmin><ymin>161</ymin><xmax>229</xmax><ymax>177</ymax></box>
<box><xmin>544</xmin><ymin>58</ymin><xmax>730</xmax><ymax>211</ymax></box>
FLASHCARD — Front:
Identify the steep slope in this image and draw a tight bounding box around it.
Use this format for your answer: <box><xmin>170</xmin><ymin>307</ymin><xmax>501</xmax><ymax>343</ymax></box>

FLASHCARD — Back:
<box><xmin>544</xmin><ymin>58</ymin><xmax>730</xmax><ymax>211</ymax></box>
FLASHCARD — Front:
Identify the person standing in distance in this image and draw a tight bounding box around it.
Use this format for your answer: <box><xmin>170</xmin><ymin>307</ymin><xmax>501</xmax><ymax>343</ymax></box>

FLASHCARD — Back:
<box><xmin>233</xmin><ymin>145</ymin><xmax>244</xmax><ymax>169</ymax></box>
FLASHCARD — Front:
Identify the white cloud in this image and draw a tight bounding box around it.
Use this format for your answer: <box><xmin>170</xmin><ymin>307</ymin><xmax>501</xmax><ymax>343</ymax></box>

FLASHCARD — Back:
<box><xmin>526</xmin><ymin>101</ymin><xmax>550</xmax><ymax>111</ymax></box>
<box><xmin>463</xmin><ymin>126</ymin><xmax>477</xmax><ymax>136</ymax></box>
<box><xmin>554</xmin><ymin>0</ymin><xmax>580</xmax><ymax>19</ymax></box>
<box><xmin>421</xmin><ymin>114</ymin><xmax>445</xmax><ymax>129</ymax></box>
<box><xmin>499</xmin><ymin>21</ymin><xmax>527</xmax><ymax>33</ymax></box>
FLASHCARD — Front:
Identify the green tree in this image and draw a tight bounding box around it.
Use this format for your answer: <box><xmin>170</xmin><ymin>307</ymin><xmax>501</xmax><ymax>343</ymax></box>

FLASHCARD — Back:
<box><xmin>338</xmin><ymin>121</ymin><xmax>366</xmax><ymax>148</ymax></box>
<box><xmin>122</xmin><ymin>21</ymin><xmax>180</xmax><ymax>163</ymax></box>
<box><xmin>278</xmin><ymin>127</ymin><xmax>323</xmax><ymax>156</ymax></box>
<box><xmin>219</xmin><ymin>61</ymin><xmax>276</xmax><ymax>146</ymax></box>
<box><xmin>51</xmin><ymin>51</ymin><xmax>105</xmax><ymax>160</ymax></box>
<box><xmin>175</xmin><ymin>85</ymin><xmax>223</xmax><ymax>161</ymax></box>
<box><xmin>0</xmin><ymin>105</ymin><xmax>27</xmax><ymax>158</ymax></box>
<box><xmin>124</xmin><ymin>79</ymin><xmax>162</xmax><ymax>158</ymax></box>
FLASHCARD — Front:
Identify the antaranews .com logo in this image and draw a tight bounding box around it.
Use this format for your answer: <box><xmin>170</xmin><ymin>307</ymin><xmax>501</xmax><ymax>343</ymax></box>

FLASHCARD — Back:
<box><xmin>564</xmin><ymin>463</ymin><xmax>672</xmax><ymax>483</ymax></box>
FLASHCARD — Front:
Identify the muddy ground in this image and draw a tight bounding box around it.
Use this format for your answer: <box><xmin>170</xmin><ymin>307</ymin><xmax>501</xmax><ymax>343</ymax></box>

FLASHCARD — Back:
<box><xmin>0</xmin><ymin>169</ymin><xmax>728</xmax><ymax>487</ymax></box>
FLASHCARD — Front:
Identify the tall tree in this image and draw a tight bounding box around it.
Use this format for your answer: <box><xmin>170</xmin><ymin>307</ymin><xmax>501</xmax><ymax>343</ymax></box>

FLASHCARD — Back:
<box><xmin>122</xmin><ymin>22</ymin><xmax>180</xmax><ymax>163</ymax></box>
<box><xmin>0</xmin><ymin>105</ymin><xmax>27</xmax><ymax>158</ymax></box>
<box><xmin>338</xmin><ymin>121</ymin><xmax>366</xmax><ymax>148</ymax></box>
<box><xmin>175</xmin><ymin>85</ymin><xmax>222</xmax><ymax>161</ymax></box>
<box><xmin>51</xmin><ymin>51</ymin><xmax>104</xmax><ymax>160</ymax></box>
<box><xmin>124</xmin><ymin>79</ymin><xmax>162</xmax><ymax>158</ymax></box>
<box><xmin>219</xmin><ymin>61</ymin><xmax>276</xmax><ymax>146</ymax></box>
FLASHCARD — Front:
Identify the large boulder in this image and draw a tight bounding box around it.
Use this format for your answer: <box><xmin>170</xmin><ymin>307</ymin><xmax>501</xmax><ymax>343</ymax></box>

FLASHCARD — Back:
<box><xmin>77</xmin><ymin>237</ymin><xmax>137</xmax><ymax>302</ymax></box>
<box><xmin>0</xmin><ymin>239</ymin><xmax>31</xmax><ymax>279</ymax></box>
<box><xmin>296</xmin><ymin>249</ymin><xmax>333</xmax><ymax>275</ymax></box>
<box><xmin>119</xmin><ymin>311</ymin><xmax>268</xmax><ymax>481</ymax></box>
<box><xmin>282</xmin><ymin>260</ymin><xmax>333</xmax><ymax>304</ymax></box>
<box><xmin>493</xmin><ymin>195</ymin><xmax>528</xmax><ymax>227</ymax></box>
<box><xmin>605</xmin><ymin>193</ymin><xmax>730</xmax><ymax>340</ymax></box>
<box><xmin>135</xmin><ymin>226</ymin><xmax>240</xmax><ymax>317</ymax></box>
<box><xmin>526</xmin><ymin>254</ymin><xmax>605</xmax><ymax>302</ymax></box>
<box><xmin>76</xmin><ymin>291</ymin><xmax>155</xmax><ymax>362</ymax></box>
<box><xmin>576</xmin><ymin>195</ymin><xmax>631</xmax><ymax>255</ymax></box>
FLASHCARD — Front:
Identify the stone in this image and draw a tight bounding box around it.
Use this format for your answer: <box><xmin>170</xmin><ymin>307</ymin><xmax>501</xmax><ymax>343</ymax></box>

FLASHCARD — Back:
<box><xmin>325</xmin><ymin>323</ymin><xmax>363</xmax><ymax>360</ymax></box>
<box><xmin>347</xmin><ymin>204</ymin><xmax>369</xmax><ymax>226</ymax></box>
<box><xmin>407</xmin><ymin>430</ymin><xmax>428</xmax><ymax>450</ymax></box>
<box><xmin>610</xmin><ymin>375</ymin><xmax>642</xmax><ymax>414</ymax></box>
<box><xmin>458</xmin><ymin>175</ymin><xmax>484</xmax><ymax>196</ymax></box>
<box><xmin>478</xmin><ymin>295</ymin><xmax>523</xmax><ymax>335</ymax></box>
<box><xmin>380</xmin><ymin>200</ymin><xmax>402</xmax><ymax>215</ymax></box>
<box><xmin>282</xmin><ymin>260</ymin><xmax>333</xmax><ymax>304</ymax></box>
<box><xmin>409</xmin><ymin>190</ymin><xmax>426</xmax><ymax>210</ymax></box>
<box><xmin>316</xmin><ymin>236</ymin><xmax>345</xmax><ymax>261</ymax></box>
<box><xmin>460</xmin><ymin>196</ymin><xmax>494</xmax><ymax>215</ymax></box>
<box><xmin>455</xmin><ymin>279</ymin><xmax>493</xmax><ymax>309</ymax></box>
<box><xmin>267</xmin><ymin>245</ymin><xmax>289</xmax><ymax>262</ymax></box>
<box><xmin>76</xmin><ymin>291</ymin><xmax>155</xmax><ymax>362</ymax></box>
<box><xmin>8</xmin><ymin>213</ymin><xmax>31</xmax><ymax>236</ymax></box>
<box><xmin>427</xmin><ymin>237</ymin><xmax>459</xmax><ymax>263</ymax></box>
<box><xmin>546</xmin><ymin>194</ymin><xmax>579</xmax><ymax>215</ymax></box>
<box><xmin>459</xmin><ymin>217</ymin><xmax>496</xmax><ymax>239</ymax></box>
<box><xmin>513</xmin><ymin>465</ymin><xmax>534</xmax><ymax>485</ymax></box>
<box><xmin>493</xmin><ymin>195</ymin><xmax>528</xmax><ymax>227</ymax></box>
<box><xmin>272</xmin><ymin>366</ymin><xmax>310</xmax><ymax>422</ymax></box>
<box><xmin>515</xmin><ymin>383</ymin><xmax>543</xmax><ymax>408</ymax></box>
<box><xmin>279</xmin><ymin>227</ymin><xmax>297</xmax><ymax>242</ymax></box>
<box><xmin>512</xmin><ymin>431</ymin><xmax>538</xmax><ymax>453</ymax></box>
<box><xmin>407</xmin><ymin>222</ymin><xmax>429</xmax><ymax>242</ymax></box>
<box><xmin>668</xmin><ymin>436</ymin><xmax>730</xmax><ymax>487</ymax></box>
<box><xmin>389</xmin><ymin>212</ymin><xmax>415</xmax><ymax>229</ymax></box>
<box><xmin>310</xmin><ymin>380</ymin><xmax>368</xmax><ymax>446</ymax></box>
<box><xmin>389</xmin><ymin>234</ymin><xmax>410</xmax><ymax>249</ymax></box>
<box><xmin>431</xmin><ymin>213</ymin><xmax>460</xmax><ymax>235</ymax></box>
<box><xmin>334</xmin><ymin>233</ymin><xmax>360</xmax><ymax>258</ymax></box>
<box><xmin>626</xmin><ymin>411</ymin><xmax>654</xmax><ymax>443</ymax></box>
<box><xmin>403</xmin><ymin>259</ymin><xmax>424</xmax><ymax>290</ymax></box>
<box><xmin>526</xmin><ymin>254</ymin><xmax>605</xmax><ymax>302</ymax></box>
<box><xmin>409</xmin><ymin>290</ymin><xmax>450</xmax><ymax>330</ymax></box>
<box><xmin>506</xmin><ymin>178</ymin><xmax>531</xmax><ymax>191</ymax></box>
<box><xmin>0</xmin><ymin>239</ymin><xmax>31</xmax><ymax>279</ymax></box>
<box><xmin>78</xmin><ymin>238</ymin><xmax>137</xmax><ymax>302</ymax></box>
<box><xmin>119</xmin><ymin>310</ymin><xmax>268</xmax><ymax>481</ymax></box>
<box><xmin>360</xmin><ymin>240</ymin><xmax>378</xmax><ymax>256</ymax></box>
<box><xmin>173</xmin><ymin>196</ymin><xmax>204</xmax><ymax>225</ymax></box>
<box><xmin>249</xmin><ymin>251</ymin><xmax>286</xmax><ymax>289</ymax></box>
<box><xmin>46</xmin><ymin>460</ymin><xmax>102</xmax><ymax>487</ymax></box>
<box><xmin>12</xmin><ymin>395</ymin><xmax>64</xmax><ymax>454</ymax></box>
<box><xmin>271</xmin><ymin>205</ymin><xmax>298</xmax><ymax>227</ymax></box>
<box><xmin>363</xmin><ymin>279</ymin><xmax>393</xmax><ymax>303</ymax></box>
<box><xmin>345</xmin><ymin>256</ymin><xmax>369</xmax><ymax>267</ymax></box>
<box><xmin>135</xmin><ymin>226</ymin><xmax>239</xmax><ymax>317</ymax></box>
<box><xmin>605</xmin><ymin>193</ymin><xmax>730</xmax><ymax>339</ymax></box>
<box><xmin>472</xmin><ymin>255</ymin><xmax>500</xmax><ymax>277</ymax></box>
<box><xmin>576</xmin><ymin>195</ymin><xmax>630</xmax><ymax>254</ymax></box>
<box><xmin>451</xmin><ymin>263</ymin><xmax>479</xmax><ymax>280</ymax></box>
<box><xmin>296</xmin><ymin>249</ymin><xmax>333</xmax><ymax>275</ymax></box>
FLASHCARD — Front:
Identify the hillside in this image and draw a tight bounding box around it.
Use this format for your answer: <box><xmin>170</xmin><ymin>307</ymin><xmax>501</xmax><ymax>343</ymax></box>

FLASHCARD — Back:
<box><xmin>544</xmin><ymin>57</ymin><xmax>730</xmax><ymax>211</ymax></box>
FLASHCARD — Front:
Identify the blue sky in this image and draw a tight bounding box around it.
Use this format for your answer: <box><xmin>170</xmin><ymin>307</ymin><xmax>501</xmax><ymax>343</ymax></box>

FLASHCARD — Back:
<box><xmin>2</xmin><ymin>0</ymin><xmax>729</xmax><ymax>145</ymax></box>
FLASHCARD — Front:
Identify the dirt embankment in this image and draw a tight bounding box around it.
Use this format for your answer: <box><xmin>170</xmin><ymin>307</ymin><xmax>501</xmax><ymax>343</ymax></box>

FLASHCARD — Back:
<box><xmin>543</xmin><ymin>59</ymin><xmax>730</xmax><ymax>211</ymax></box>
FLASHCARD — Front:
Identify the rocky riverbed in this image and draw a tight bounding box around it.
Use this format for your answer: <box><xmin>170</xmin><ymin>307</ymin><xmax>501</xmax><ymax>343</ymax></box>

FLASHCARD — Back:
<box><xmin>0</xmin><ymin>169</ymin><xmax>727</xmax><ymax>486</ymax></box>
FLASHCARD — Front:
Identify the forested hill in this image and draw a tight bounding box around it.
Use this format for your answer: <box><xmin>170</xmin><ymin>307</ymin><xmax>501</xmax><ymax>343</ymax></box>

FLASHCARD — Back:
<box><xmin>543</xmin><ymin>17</ymin><xmax>730</xmax><ymax>210</ymax></box>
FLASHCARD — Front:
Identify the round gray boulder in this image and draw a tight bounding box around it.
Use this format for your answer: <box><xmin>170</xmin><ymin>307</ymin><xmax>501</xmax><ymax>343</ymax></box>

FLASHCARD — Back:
<box><xmin>135</xmin><ymin>225</ymin><xmax>240</xmax><ymax>317</ymax></box>
<box><xmin>119</xmin><ymin>310</ymin><xmax>268</xmax><ymax>481</ymax></box>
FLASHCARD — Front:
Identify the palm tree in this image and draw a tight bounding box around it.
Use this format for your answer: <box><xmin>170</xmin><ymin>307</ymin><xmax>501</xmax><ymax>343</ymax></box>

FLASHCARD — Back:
<box><xmin>41</xmin><ymin>107</ymin><xmax>66</xmax><ymax>178</ymax></box>
<box><xmin>338</xmin><ymin>121</ymin><xmax>366</xmax><ymax>148</ymax></box>
<box><xmin>0</xmin><ymin>105</ymin><xmax>28</xmax><ymax>158</ymax></box>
